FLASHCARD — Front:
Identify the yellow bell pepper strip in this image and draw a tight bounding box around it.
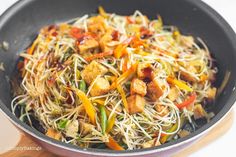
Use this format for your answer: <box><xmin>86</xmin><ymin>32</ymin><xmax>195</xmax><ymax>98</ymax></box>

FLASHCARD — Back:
<box><xmin>99</xmin><ymin>105</ymin><xmax>107</xmax><ymax>135</ymax></box>
<box><xmin>167</xmin><ymin>77</ymin><xmax>193</xmax><ymax>92</ymax></box>
<box><xmin>106</xmin><ymin>113</ymin><xmax>116</xmax><ymax>133</ymax></box>
<box><xmin>110</xmin><ymin>63</ymin><xmax>138</xmax><ymax>90</ymax></box>
<box><xmin>117</xmin><ymin>85</ymin><xmax>129</xmax><ymax>112</ymax></box>
<box><xmin>85</xmin><ymin>51</ymin><xmax>113</xmax><ymax>62</ymax></box>
<box><xmin>72</xmin><ymin>87</ymin><xmax>96</xmax><ymax>125</ymax></box>
<box><xmin>176</xmin><ymin>93</ymin><xmax>196</xmax><ymax>109</ymax></box>
<box><xmin>106</xmin><ymin>136</ymin><xmax>124</xmax><ymax>151</ymax></box>
<box><xmin>98</xmin><ymin>6</ymin><xmax>108</xmax><ymax>18</ymax></box>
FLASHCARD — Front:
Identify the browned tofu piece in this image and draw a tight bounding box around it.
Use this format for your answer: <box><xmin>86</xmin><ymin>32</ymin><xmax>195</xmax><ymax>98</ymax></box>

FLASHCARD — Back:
<box><xmin>137</xmin><ymin>63</ymin><xmax>154</xmax><ymax>80</ymax></box>
<box><xmin>141</xmin><ymin>139</ymin><xmax>161</xmax><ymax>148</ymax></box>
<box><xmin>90</xmin><ymin>77</ymin><xmax>110</xmax><ymax>96</ymax></box>
<box><xmin>78</xmin><ymin>37</ymin><xmax>99</xmax><ymax>54</ymax></box>
<box><xmin>79</xmin><ymin>121</ymin><xmax>95</xmax><ymax>136</ymax></box>
<box><xmin>168</xmin><ymin>86</ymin><xmax>179</xmax><ymax>101</ymax></box>
<box><xmin>127</xmin><ymin>94</ymin><xmax>145</xmax><ymax>114</ymax></box>
<box><xmin>130</xmin><ymin>78</ymin><xmax>147</xmax><ymax>96</ymax></box>
<box><xmin>181</xmin><ymin>66</ymin><xmax>198</xmax><ymax>82</ymax></box>
<box><xmin>178</xmin><ymin>130</ymin><xmax>190</xmax><ymax>138</ymax></box>
<box><xmin>193</xmin><ymin>104</ymin><xmax>207</xmax><ymax>119</ymax></box>
<box><xmin>147</xmin><ymin>79</ymin><xmax>163</xmax><ymax>101</ymax></box>
<box><xmin>81</xmin><ymin>61</ymin><xmax>108</xmax><ymax>84</ymax></box>
<box><xmin>155</xmin><ymin>104</ymin><xmax>169</xmax><ymax>117</ymax></box>
<box><xmin>206</xmin><ymin>87</ymin><xmax>217</xmax><ymax>101</ymax></box>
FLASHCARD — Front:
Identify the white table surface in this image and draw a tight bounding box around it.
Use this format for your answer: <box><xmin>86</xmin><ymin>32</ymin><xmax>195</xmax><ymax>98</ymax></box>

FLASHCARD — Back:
<box><xmin>0</xmin><ymin>0</ymin><xmax>235</xmax><ymax>157</ymax></box>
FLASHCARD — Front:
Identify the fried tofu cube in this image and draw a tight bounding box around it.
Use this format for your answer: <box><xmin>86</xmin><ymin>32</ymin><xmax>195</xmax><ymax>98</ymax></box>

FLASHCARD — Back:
<box><xmin>127</xmin><ymin>94</ymin><xmax>145</xmax><ymax>114</ymax></box>
<box><xmin>81</xmin><ymin>61</ymin><xmax>108</xmax><ymax>84</ymax></box>
<box><xmin>207</xmin><ymin>87</ymin><xmax>217</xmax><ymax>101</ymax></box>
<box><xmin>130</xmin><ymin>78</ymin><xmax>147</xmax><ymax>96</ymax></box>
<box><xmin>168</xmin><ymin>86</ymin><xmax>179</xmax><ymax>101</ymax></box>
<box><xmin>193</xmin><ymin>104</ymin><xmax>207</xmax><ymax>119</ymax></box>
<box><xmin>79</xmin><ymin>121</ymin><xmax>95</xmax><ymax>136</ymax></box>
<box><xmin>178</xmin><ymin>130</ymin><xmax>190</xmax><ymax>138</ymax></box>
<box><xmin>137</xmin><ymin>63</ymin><xmax>154</xmax><ymax>80</ymax></box>
<box><xmin>147</xmin><ymin>79</ymin><xmax>163</xmax><ymax>101</ymax></box>
<box><xmin>78</xmin><ymin>38</ymin><xmax>99</xmax><ymax>54</ymax></box>
<box><xmin>90</xmin><ymin>77</ymin><xmax>110</xmax><ymax>96</ymax></box>
<box><xmin>155</xmin><ymin>104</ymin><xmax>169</xmax><ymax>117</ymax></box>
<box><xmin>99</xmin><ymin>30</ymin><xmax>113</xmax><ymax>52</ymax></box>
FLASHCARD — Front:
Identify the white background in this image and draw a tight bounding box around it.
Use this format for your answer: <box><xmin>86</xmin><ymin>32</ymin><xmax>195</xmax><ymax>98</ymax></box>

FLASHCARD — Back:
<box><xmin>0</xmin><ymin>0</ymin><xmax>235</xmax><ymax>157</ymax></box>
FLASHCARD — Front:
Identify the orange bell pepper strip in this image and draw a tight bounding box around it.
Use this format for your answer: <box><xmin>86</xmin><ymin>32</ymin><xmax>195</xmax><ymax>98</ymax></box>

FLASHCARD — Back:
<box><xmin>106</xmin><ymin>136</ymin><xmax>124</xmax><ymax>151</ymax></box>
<box><xmin>73</xmin><ymin>87</ymin><xmax>96</xmax><ymax>124</ymax></box>
<box><xmin>176</xmin><ymin>93</ymin><xmax>196</xmax><ymax>109</ymax></box>
<box><xmin>110</xmin><ymin>62</ymin><xmax>138</xmax><ymax>90</ymax></box>
<box><xmin>85</xmin><ymin>51</ymin><xmax>113</xmax><ymax>62</ymax></box>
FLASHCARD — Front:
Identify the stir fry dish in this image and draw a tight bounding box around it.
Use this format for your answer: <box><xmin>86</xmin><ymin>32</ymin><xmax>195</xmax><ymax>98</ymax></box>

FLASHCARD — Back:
<box><xmin>11</xmin><ymin>7</ymin><xmax>217</xmax><ymax>150</ymax></box>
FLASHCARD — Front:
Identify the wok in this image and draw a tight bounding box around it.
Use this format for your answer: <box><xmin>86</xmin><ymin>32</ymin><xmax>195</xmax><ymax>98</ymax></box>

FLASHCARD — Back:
<box><xmin>0</xmin><ymin>0</ymin><xmax>236</xmax><ymax>156</ymax></box>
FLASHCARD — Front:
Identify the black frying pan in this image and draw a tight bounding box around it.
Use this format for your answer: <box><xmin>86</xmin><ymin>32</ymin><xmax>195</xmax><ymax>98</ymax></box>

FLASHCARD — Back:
<box><xmin>0</xmin><ymin>0</ymin><xmax>236</xmax><ymax>157</ymax></box>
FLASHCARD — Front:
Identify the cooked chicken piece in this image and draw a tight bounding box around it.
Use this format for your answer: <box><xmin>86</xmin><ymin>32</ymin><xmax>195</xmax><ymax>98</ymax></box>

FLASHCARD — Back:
<box><xmin>141</xmin><ymin>139</ymin><xmax>161</xmax><ymax>148</ymax></box>
<box><xmin>147</xmin><ymin>79</ymin><xmax>163</xmax><ymax>101</ymax></box>
<box><xmin>81</xmin><ymin>61</ymin><xmax>108</xmax><ymax>84</ymax></box>
<box><xmin>206</xmin><ymin>87</ymin><xmax>217</xmax><ymax>101</ymax></box>
<box><xmin>178</xmin><ymin>130</ymin><xmax>190</xmax><ymax>138</ymax></box>
<box><xmin>90</xmin><ymin>77</ymin><xmax>110</xmax><ymax>96</ymax></box>
<box><xmin>137</xmin><ymin>63</ymin><xmax>154</xmax><ymax>80</ymax></box>
<box><xmin>78</xmin><ymin>37</ymin><xmax>99</xmax><ymax>54</ymax></box>
<box><xmin>130</xmin><ymin>78</ymin><xmax>147</xmax><ymax>96</ymax></box>
<box><xmin>79</xmin><ymin>121</ymin><xmax>95</xmax><ymax>136</ymax></box>
<box><xmin>180</xmin><ymin>36</ymin><xmax>194</xmax><ymax>48</ymax></box>
<box><xmin>65</xmin><ymin>120</ymin><xmax>79</xmax><ymax>138</ymax></box>
<box><xmin>127</xmin><ymin>94</ymin><xmax>145</xmax><ymax>114</ymax></box>
<box><xmin>193</xmin><ymin>104</ymin><xmax>207</xmax><ymax>119</ymax></box>
<box><xmin>155</xmin><ymin>104</ymin><xmax>169</xmax><ymax>117</ymax></box>
<box><xmin>181</xmin><ymin>66</ymin><xmax>198</xmax><ymax>82</ymax></box>
<box><xmin>168</xmin><ymin>86</ymin><xmax>179</xmax><ymax>101</ymax></box>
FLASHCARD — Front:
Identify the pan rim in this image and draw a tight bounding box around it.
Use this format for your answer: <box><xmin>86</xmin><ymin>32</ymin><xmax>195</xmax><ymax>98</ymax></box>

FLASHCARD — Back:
<box><xmin>0</xmin><ymin>0</ymin><xmax>236</xmax><ymax>156</ymax></box>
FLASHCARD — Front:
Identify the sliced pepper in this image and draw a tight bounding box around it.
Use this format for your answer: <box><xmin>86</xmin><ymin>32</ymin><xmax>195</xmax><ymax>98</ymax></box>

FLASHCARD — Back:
<box><xmin>106</xmin><ymin>136</ymin><xmax>124</xmax><ymax>151</ymax></box>
<box><xmin>110</xmin><ymin>63</ymin><xmax>138</xmax><ymax>90</ymax></box>
<box><xmin>117</xmin><ymin>85</ymin><xmax>129</xmax><ymax>112</ymax></box>
<box><xmin>73</xmin><ymin>87</ymin><xmax>96</xmax><ymax>124</ymax></box>
<box><xmin>167</xmin><ymin>77</ymin><xmax>193</xmax><ymax>92</ymax></box>
<box><xmin>106</xmin><ymin>113</ymin><xmax>116</xmax><ymax>133</ymax></box>
<box><xmin>176</xmin><ymin>93</ymin><xmax>196</xmax><ymax>109</ymax></box>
